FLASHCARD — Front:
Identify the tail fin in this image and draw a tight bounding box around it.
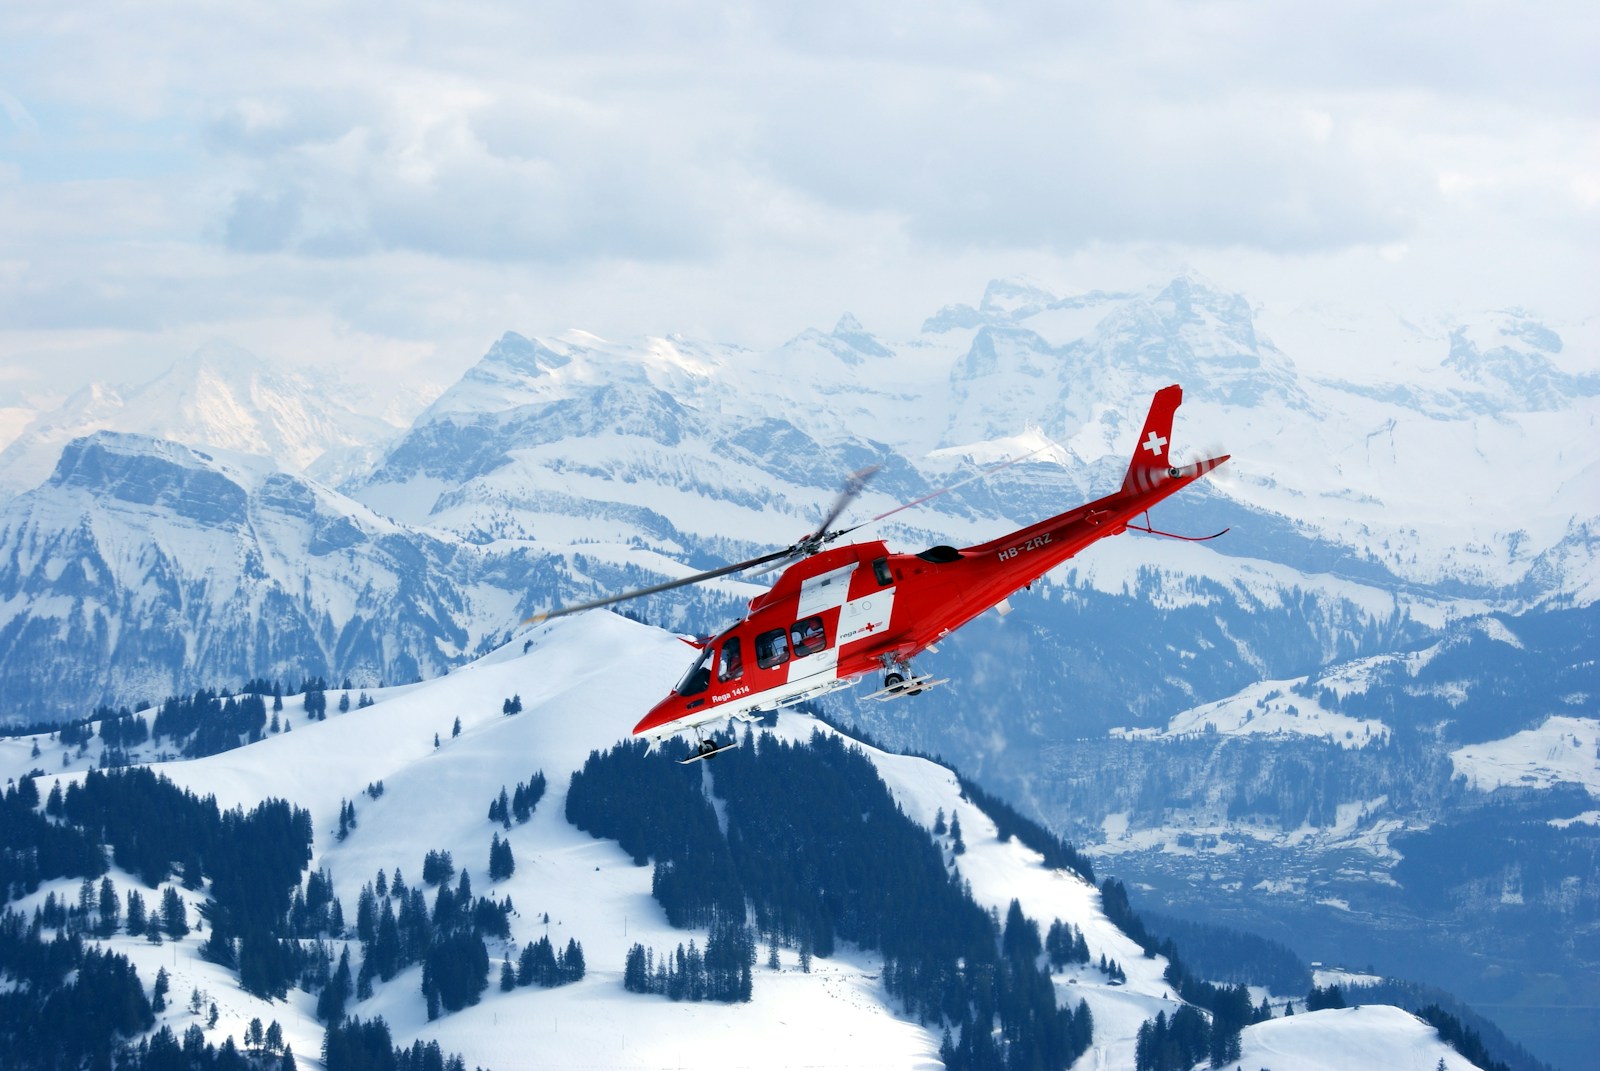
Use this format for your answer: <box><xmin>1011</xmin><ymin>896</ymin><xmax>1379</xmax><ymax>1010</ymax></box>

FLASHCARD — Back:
<box><xmin>1122</xmin><ymin>384</ymin><xmax>1184</xmax><ymax>494</ymax></box>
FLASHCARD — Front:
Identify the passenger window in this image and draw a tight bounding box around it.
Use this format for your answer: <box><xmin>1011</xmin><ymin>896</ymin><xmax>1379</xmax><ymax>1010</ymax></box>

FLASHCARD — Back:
<box><xmin>791</xmin><ymin>616</ymin><xmax>826</xmax><ymax>657</ymax></box>
<box><xmin>718</xmin><ymin>637</ymin><xmax>743</xmax><ymax>682</ymax></box>
<box><xmin>755</xmin><ymin>628</ymin><xmax>790</xmax><ymax>669</ymax></box>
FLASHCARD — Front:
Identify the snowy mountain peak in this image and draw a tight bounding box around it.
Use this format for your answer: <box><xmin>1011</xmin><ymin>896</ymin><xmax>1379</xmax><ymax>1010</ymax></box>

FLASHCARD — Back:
<box><xmin>0</xmin><ymin>341</ymin><xmax>407</xmax><ymax>497</ymax></box>
<box><xmin>1079</xmin><ymin>276</ymin><xmax>1307</xmax><ymax>411</ymax></box>
<box><xmin>420</xmin><ymin>332</ymin><xmax>581</xmax><ymax>421</ymax></box>
<box><xmin>49</xmin><ymin>431</ymin><xmax>271</xmax><ymax>524</ymax></box>
<box><xmin>180</xmin><ymin>337</ymin><xmax>269</xmax><ymax>374</ymax></box>
<box><xmin>981</xmin><ymin>276</ymin><xmax>1060</xmax><ymax>319</ymax></box>
<box><xmin>1443</xmin><ymin>311</ymin><xmax>1598</xmax><ymax>410</ymax></box>
<box><xmin>920</xmin><ymin>277</ymin><xmax>1073</xmax><ymax>334</ymax></box>
<box><xmin>829</xmin><ymin>312</ymin><xmax>894</xmax><ymax>359</ymax></box>
<box><xmin>1150</xmin><ymin>273</ymin><xmax>1252</xmax><ymax>324</ymax></box>
<box><xmin>484</xmin><ymin>330</ymin><xmax>572</xmax><ymax>377</ymax></box>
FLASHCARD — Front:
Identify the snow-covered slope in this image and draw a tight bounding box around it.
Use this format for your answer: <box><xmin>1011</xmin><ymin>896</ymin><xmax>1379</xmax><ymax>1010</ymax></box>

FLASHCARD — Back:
<box><xmin>1451</xmin><ymin>716</ymin><xmax>1600</xmax><ymax>793</ymax></box>
<box><xmin>0</xmin><ymin>612</ymin><xmax>1484</xmax><ymax>1071</ymax></box>
<box><xmin>1223</xmin><ymin>1005</ymin><xmax>1482</xmax><ymax>1071</ymax></box>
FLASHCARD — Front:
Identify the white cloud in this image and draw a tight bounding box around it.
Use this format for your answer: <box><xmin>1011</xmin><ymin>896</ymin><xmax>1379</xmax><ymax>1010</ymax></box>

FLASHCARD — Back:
<box><xmin>0</xmin><ymin>0</ymin><xmax>1594</xmax><ymax>392</ymax></box>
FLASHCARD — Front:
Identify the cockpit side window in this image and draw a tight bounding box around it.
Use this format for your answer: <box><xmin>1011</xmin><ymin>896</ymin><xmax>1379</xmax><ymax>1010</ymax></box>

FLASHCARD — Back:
<box><xmin>675</xmin><ymin>647</ymin><xmax>713</xmax><ymax>696</ymax></box>
<box><xmin>718</xmin><ymin>637</ymin><xmax>744</xmax><ymax>682</ymax></box>
<box><xmin>755</xmin><ymin>628</ymin><xmax>790</xmax><ymax>669</ymax></box>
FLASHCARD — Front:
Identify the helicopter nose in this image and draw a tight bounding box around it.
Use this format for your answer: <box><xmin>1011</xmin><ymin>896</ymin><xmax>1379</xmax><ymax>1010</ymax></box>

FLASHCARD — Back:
<box><xmin>632</xmin><ymin>696</ymin><xmax>683</xmax><ymax>737</ymax></box>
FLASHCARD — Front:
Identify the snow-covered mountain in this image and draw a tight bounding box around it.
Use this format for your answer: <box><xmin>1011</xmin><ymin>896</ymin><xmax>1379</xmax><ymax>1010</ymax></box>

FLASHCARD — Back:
<box><xmin>0</xmin><ymin>613</ymin><xmax>1494</xmax><ymax>1071</ymax></box>
<box><xmin>0</xmin><ymin>432</ymin><xmax>559</xmax><ymax>723</ymax></box>
<box><xmin>0</xmin><ymin>341</ymin><xmax>424</xmax><ymax>500</ymax></box>
<box><xmin>0</xmin><ymin>272</ymin><xmax>1592</xmax><ymax>1066</ymax></box>
<box><xmin>8</xmin><ymin>277</ymin><xmax>1594</xmax><ymax>721</ymax></box>
<box><xmin>337</xmin><ymin>276</ymin><xmax>1599</xmax><ymax>606</ymax></box>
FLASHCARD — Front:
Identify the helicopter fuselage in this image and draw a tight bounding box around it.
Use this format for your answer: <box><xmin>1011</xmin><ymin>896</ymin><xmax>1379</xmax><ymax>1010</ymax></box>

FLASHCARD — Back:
<box><xmin>633</xmin><ymin>384</ymin><xmax>1229</xmax><ymax>741</ymax></box>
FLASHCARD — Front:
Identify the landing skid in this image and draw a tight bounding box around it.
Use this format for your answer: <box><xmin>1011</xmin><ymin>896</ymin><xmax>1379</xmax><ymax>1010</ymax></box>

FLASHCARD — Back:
<box><xmin>678</xmin><ymin>737</ymin><xmax>739</xmax><ymax>764</ymax></box>
<box><xmin>861</xmin><ymin>673</ymin><xmax>948</xmax><ymax>702</ymax></box>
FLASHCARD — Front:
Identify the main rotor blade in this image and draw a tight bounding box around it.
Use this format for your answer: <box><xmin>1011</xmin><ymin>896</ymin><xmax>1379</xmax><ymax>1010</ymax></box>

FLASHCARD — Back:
<box><xmin>523</xmin><ymin>546</ymin><xmax>795</xmax><ymax>625</ymax></box>
<box><xmin>830</xmin><ymin>440</ymin><xmax>1058</xmax><ymax>539</ymax></box>
<box><xmin>806</xmin><ymin>464</ymin><xmax>880</xmax><ymax>545</ymax></box>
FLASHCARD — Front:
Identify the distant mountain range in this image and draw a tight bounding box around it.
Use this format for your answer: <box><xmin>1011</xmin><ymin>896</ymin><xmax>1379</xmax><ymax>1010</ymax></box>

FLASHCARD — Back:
<box><xmin>0</xmin><ymin>341</ymin><xmax>430</xmax><ymax>497</ymax></box>
<box><xmin>0</xmin><ymin>273</ymin><xmax>1593</xmax><ymax>1067</ymax></box>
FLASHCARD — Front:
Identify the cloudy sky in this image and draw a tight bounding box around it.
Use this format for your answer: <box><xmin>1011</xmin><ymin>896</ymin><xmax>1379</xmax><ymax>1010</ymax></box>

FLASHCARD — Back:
<box><xmin>1</xmin><ymin>0</ymin><xmax>1596</xmax><ymax>396</ymax></box>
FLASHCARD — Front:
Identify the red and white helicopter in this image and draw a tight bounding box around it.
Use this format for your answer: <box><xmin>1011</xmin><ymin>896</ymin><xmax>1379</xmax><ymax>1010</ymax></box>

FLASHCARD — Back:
<box><xmin>531</xmin><ymin>384</ymin><xmax>1228</xmax><ymax>762</ymax></box>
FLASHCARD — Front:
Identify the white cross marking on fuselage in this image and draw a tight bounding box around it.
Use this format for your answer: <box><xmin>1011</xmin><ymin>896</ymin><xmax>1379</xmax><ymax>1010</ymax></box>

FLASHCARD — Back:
<box><xmin>1143</xmin><ymin>431</ymin><xmax>1168</xmax><ymax>455</ymax></box>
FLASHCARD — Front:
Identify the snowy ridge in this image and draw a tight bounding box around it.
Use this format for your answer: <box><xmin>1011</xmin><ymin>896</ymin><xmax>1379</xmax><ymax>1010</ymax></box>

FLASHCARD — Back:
<box><xmin>0</xmin><ymin>612</ymin><xmax>1482</xmax><ymax>1071</ymax></box>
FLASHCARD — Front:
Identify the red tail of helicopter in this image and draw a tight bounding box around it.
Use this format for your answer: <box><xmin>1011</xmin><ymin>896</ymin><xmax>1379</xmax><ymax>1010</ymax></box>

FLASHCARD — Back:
<box><xmin>529</xmin><ymin>384</ymin><xmax>1229</xmax><ymax>761</ymax></box>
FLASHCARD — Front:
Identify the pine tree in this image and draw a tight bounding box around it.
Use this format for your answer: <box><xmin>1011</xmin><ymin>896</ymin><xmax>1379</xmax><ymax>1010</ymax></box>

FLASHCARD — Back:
<box><xmin>624</xmin><ymin>944</ymin><xmax>649</xmax><ymax>992</ymax></box>
<box><xmin>317</xmin><ymin>948</ymin><xmax>352</xmax><ymax>1022</ymax></box>
<box><xmin>452</xmin><ymin>717</ymin><xmax>462</xmax><ymax>738</ymax></box>
<box><xmin>98</xmin><ymin>876</ymin><xmax>120</xmax><ymax>935</ymax></box>
<box><xmin>357</xmin><ymin>885</ymin><xmax>378</xmax><ymax>943</ymax></box>
<box><xmin>489</xmin><ymin>834</ymin><xmax>515</xmax><ymax>881</ymax></box>
<box><xmin>161</xmin><ymin>885</ymin><xmax>190</xmax><ymax>938</ymax></box>
<box><xmin>562</xmin><ymin>938</ymin><xmax>586</xmax><ymax>982</ymax></box>
<box><xmin>78</xmin><ymin>876</ymin><xmax>97</xmax><ymax>923</ymax></box>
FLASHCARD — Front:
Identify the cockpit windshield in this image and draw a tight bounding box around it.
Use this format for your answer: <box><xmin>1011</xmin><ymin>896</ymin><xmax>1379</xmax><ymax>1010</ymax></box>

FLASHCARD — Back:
<box><xmin>674</xmin><ymin>646</ymin><xmax>714</xmax><ymax>697</ymax></box>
